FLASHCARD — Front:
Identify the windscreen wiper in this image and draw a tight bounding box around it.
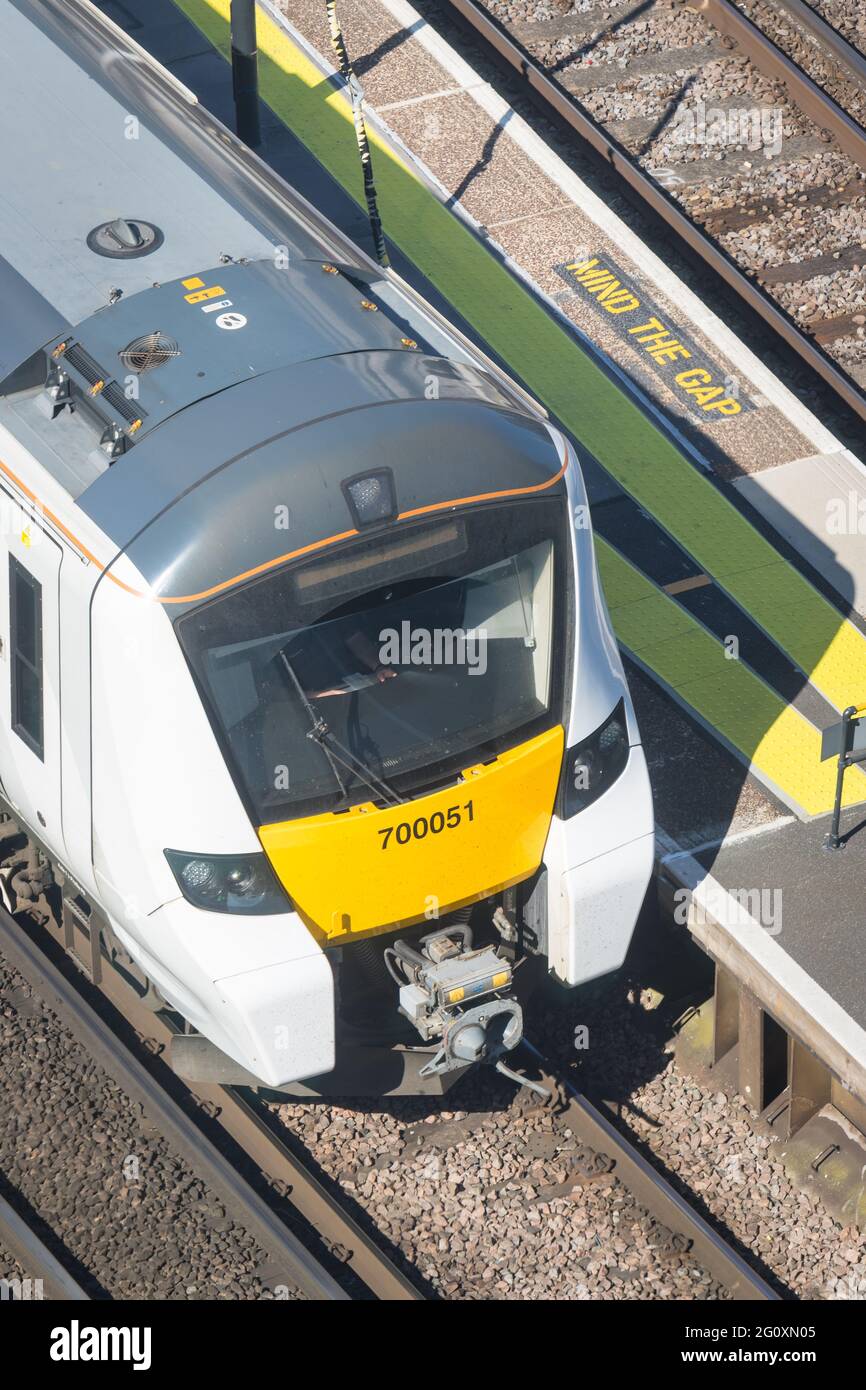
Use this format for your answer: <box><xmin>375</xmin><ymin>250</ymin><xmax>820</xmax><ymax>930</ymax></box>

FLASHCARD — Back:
<box><xmin>279</xmin><ymin>651</ymin><xmax>404</xmax><ymax>808</ymax></box>
<box><xmin>306</xmin><ymin>716</ymin><xmax>404</xmax><ymax>808</ymax></box>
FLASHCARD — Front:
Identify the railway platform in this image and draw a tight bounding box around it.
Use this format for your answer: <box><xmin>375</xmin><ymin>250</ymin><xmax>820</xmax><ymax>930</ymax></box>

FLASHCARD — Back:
<box><xmin>94</xmin><ymin>0</ymin><xmax>866</xmax><ymax>1214</ymax></box>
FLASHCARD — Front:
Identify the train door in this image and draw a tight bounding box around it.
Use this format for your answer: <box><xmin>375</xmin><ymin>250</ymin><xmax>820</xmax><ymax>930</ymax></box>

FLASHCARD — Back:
<box><xmin>0</xmin><ymin>512</ymin><xmax>66</xmax><ymax>861</ymax></box>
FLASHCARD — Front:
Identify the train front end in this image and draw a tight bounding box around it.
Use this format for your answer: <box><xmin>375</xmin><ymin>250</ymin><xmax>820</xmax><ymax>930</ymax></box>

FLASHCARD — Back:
<box><xmin>153</xmin><ymin>403</ymin><xmax>654</xmax><ymax>1093</ymax></box>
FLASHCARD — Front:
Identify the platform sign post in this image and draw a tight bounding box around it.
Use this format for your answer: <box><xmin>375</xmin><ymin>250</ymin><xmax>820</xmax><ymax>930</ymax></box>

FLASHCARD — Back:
<box><xmin>821</xmin><ymin>704</ymin><xmax>866</xmax><ymax>849</ymax></box>
<box><xmin>230</xmin><ymin>0</ymin><xmax>261</xmax><ymax>149</ymax></box>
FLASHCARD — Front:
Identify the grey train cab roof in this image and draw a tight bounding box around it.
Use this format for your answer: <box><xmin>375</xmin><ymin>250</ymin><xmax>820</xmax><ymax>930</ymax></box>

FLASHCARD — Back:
<box><xmin>0</xmin><ymin>0</ymin><xmax>563</xmax><ymax>616</ymax></box>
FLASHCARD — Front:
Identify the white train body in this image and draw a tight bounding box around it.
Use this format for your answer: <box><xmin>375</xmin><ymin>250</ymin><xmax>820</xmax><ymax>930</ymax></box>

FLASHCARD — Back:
<box><xmin>0</xmin><ymin>0</ymin><xmax>654</xmax><ymax>1092</ymax></box>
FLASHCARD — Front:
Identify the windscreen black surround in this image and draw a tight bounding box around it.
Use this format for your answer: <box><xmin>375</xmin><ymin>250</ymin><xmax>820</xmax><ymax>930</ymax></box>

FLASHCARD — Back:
<box><xmin>178</xmin><ymin>499</ymin><xmax>569</xmax><ymax>822</ymax></box>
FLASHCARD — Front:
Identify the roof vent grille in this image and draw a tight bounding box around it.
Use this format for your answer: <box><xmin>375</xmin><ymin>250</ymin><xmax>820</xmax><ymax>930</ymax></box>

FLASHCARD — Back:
<box><xmin>119</xmin><ymin>332</ymin><xmax>181</xmax><ymax>374</ymax></box>
<box><xmin>63</xmin><ymin>342</ymin><xmax>105</xmax><ymax>387</ymax></box>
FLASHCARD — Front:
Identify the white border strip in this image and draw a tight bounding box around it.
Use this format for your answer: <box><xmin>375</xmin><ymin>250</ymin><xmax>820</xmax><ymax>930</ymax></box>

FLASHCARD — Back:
<box><xmin>660</xmin><ymin>813</ymin><xmax>796</xmax><ymax>862</ymax></box>
<box><xmin>376</xmin><ymin>0</ymin><xmax>858</xmax><ymax>463</ymax></box>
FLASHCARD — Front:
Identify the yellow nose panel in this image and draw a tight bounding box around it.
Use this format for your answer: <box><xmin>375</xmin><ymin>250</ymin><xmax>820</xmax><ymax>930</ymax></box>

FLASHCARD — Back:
<box><xmin>259</xmin><ymin>726</ymin><xmax>564</xmax><ymax>945</ymax></box>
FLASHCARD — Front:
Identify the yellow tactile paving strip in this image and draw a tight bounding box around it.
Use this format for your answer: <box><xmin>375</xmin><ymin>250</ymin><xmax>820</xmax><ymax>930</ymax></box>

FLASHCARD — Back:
<box><xmin>173</xmin><ymin>0</ymin><xmax>866</xmax><ymax>813</ymax></box>
<box><xmin>597</xmin><ymin>541</ymin><xmax>866</xmax><ymax>817</ymax></box>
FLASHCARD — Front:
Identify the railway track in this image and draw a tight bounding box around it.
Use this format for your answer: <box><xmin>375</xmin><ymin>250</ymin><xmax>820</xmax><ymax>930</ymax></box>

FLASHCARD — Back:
<box><xmin>0</xmin><ymin>805</ymin><xmax>778</xmax><ymax>1301</ymax></box>
<box><xmin>402</xmin><ymin>1037</ymin><xmax>780</xmax><ymax>1299</ymax></box>
<box><xmin>0</xmin><ymin>818</ymin><xmax>422</xmax><ymax>1303</ymax></box>
<box><xmin>522</xmin><ymin>1042</ymin><xmax>780</xmax><ymax>1300</ymax></box>
<box><xmin>810</xmin><ymin>0</ymin><xmax>866</xmax><ymax>56</ymax></box>
<box><xmin>0</xmin><ymin>1192</ymin><xmax>89</xmax><ymax>1300</ymax></box>
<box><xmin>439</xmin><ymin>0</ymin><xmax>866</xmax><ymax>423</ymax></box>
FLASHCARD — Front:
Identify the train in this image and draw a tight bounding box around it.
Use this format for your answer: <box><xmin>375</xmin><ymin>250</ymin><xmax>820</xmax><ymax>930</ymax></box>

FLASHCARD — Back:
<box><xmin>0</xmin><ymin>0</ymin><xmax>654</xmax><ymax>1095</ymax></box>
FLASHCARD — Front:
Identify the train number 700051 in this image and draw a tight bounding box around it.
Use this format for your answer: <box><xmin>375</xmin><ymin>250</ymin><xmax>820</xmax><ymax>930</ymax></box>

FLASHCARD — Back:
<box><xmin>377</xmin><ymin>800</ymin><xmax>475</xmax><ymax>849</ymax></box>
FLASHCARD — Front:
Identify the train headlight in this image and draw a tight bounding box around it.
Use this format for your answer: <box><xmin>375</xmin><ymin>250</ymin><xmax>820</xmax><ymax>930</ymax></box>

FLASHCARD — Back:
<box><xmin>164</xmin><ymin>851</ymin><xmax>291</xmax><ymax>915</ymax></box>
<box><xmin>560</xmin><ymin>699</ymin><xmax>629</xmax><ymax>817</ymax></box>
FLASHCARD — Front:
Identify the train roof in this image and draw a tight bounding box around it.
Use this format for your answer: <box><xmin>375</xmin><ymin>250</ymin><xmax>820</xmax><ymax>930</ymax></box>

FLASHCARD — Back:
<box><xmin>0</xmin><ymin>0</ymin><xmax>560</xmax><ymax>614</ymax></box>
<box><xmin>0</xmin><ymin>0</ymin><xmax>337</xmax><ymax>335</ymax></box>
<box><xmin>89</xmin><ymin>360</ymin><xmax>562</xmax><ymax>615</ymax></box>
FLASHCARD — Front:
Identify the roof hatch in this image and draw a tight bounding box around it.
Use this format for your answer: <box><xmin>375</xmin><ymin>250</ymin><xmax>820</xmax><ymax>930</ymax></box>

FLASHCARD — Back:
<box><xmin>86</xmin><ymin>217</ymin><xmax>164</xmax><ymax>259</ymax></box>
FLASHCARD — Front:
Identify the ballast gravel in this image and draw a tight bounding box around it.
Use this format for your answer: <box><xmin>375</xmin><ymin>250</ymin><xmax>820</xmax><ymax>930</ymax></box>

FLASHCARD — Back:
<box><xmin>0</xmin><ymin>952</ymin><xmax>301</xmax><ymax>1300</ymax></box>
<box><xmin>275</xmin><ymin>1069</ymin><xmax>733</xmax><ymax>1300</ymax></box>
<box><xmin>812</xmin><ymin>0</ymin><xmax>866</xmax><ymax>57</ymax></box>
<box><xmin>274</xmin><ymin>969</ymin><xmax>866</xmax><ymax>1300</ymax></box>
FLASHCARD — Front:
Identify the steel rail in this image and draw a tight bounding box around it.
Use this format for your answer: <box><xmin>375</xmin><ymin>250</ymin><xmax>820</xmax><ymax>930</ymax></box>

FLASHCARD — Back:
<box><xmin>127</xmin><ymin>1022</ymin><xmax>422</xmax><ymax>1301</ymax></box>
<box><xmin>70</xmin><ymin>937</ymin><xmax>422</xmax><ymax>1301</ymax></box>
<box><xmin>0</xmin><ymin>904</ymin><xmax>348</xmax><ymax>1302</ymax></box>
<box><xmin>769</xmin><ymin>0</ymin><xmax>866</xmax><ymax>91</ymax></box>
<box><xmin>439</xmin><ymin>0</ymin><xmax>866</xmax><ymax>425</ymax></box>
<box><xmin>522</xmin><ymin>1042</ymin><xmax>780</xmax><ymax>1300</ymax></box>
<box><xmin>697</xmin><ymin>0</ymin><xmax>866</xmax><ymax>171</ymax></box>
<box><xmin>0</xmin><ymin>1193</ymin><xmax>90</xmax><ymax>1300</ymax></box>
<box><xmin>0</xmin><ymin>839</ymin><xmax>421</xmax><ymax>1302</ymax></box>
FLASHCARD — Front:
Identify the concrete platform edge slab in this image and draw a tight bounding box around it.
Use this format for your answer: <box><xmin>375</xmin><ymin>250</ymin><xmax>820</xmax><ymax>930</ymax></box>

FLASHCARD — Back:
<box><xmin>657</xmin><ymin>835</ymin><xmax>866</xmax><ymax>1107</ymax></box>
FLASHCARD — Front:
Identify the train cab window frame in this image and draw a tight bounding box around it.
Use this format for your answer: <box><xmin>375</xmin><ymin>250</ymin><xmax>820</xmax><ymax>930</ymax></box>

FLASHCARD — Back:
<box><xmin>177</xmin><ymin>497</ymin><xmax>569</xmax><ymax>824</ymax></box>
<box><xmin>9</xmin><ymin>554</ymin><xmax>44</xmax><ymax>760</ymax></box>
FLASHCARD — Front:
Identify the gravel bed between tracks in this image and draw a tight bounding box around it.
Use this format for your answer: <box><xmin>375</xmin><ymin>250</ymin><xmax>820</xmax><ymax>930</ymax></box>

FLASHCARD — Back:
<box><xmin>578</xmin><ymin>67</ymin><xmax>807</xmax><ymax>141</ymax></box>
<box><xmin>273</xmin><ymin>1067</ymin><xmax>731</xmax><ymax>1300</ymax></box>
<box><xmin>741</xmin><ymin>259</ymin><xmax>865</xmax><ymax>327</ymax></box>
<box><xmin>0</xmin><ymin>948</ymin><xmax>303</xmax><ymax>1300</ymax></box>
<box><xmin>812</xmin><ymin>0</ymin><xmax>866</xmax><ymax>58</ymax></box>
<box><xmin>630</xmin><ymin>76</ymin><xmax>812</xmax><ymax>164</ymax></box>
<box><xmin>271</xmin><ymin>965</ymin><xmax>866</xmax><ymax>1299</ymax></box>
<box><xmin>720</xmin><ymin>202</ymin><xmax>864</xmax><ymax>266</ymax></box>
<box><xmin>0</xmin><ymin>1241</ymin><xmax>26</xmax><ymax>1287</ymax></box>
<box><xmin>683</xmin><ymin>149</ymin><xmax>862</xmax><ymax>213</ymax></box>
<box><xmin>525</xmin><ymin>5</ymin><xmax>713</xmax><ymax>67</ymax></box>
<box><xmin>736</xmin><ymin>0</ymin><xmax>866</xmax><ymax>126</ymax></box>
<box><xmin>477</xmin><ymin>0</ymin><xmax>866</xmax><ymax>369</ymax></box>
<box><xmin>483</xmin><ymin>0</ymin><xmax>594</xmax><ymax>21</ymax></box>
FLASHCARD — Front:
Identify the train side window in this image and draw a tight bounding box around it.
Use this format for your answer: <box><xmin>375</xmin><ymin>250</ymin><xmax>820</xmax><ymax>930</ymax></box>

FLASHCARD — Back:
<box><xmin>9</xmin><ymin>555</ymin><xmax>44</xmax><ymax>760</ymax></box>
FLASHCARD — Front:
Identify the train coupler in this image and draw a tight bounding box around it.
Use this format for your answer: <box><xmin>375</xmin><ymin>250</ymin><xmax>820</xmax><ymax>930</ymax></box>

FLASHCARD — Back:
<box><xmin>386</xmin><ymin>924</ymin><xmax>524</xmax><ymax>1079</ymax></box>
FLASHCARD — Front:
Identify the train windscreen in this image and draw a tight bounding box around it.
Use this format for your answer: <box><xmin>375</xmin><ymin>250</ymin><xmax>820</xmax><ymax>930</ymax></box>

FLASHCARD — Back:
<box><xmin>177</xmin><ymin>499</ymin><xmax>567</xmax><ymax>821</ymax></box>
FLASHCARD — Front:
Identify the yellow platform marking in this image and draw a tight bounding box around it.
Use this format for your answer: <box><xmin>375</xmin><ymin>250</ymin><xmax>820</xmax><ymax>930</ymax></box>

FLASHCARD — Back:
<box><xmin>259</xmin><ymin>727</ymin><xmax>564</xmax><ymax>944</ymax></box>
<box><xmin>175</xmin><ymin>1</ymin><xmax>866</xmax><ymax>772</ymax></box>
<box><xmin>597</xmin><ymin>540</ymin><xmax>866</xmax><ymax>816</ymax></box>
<box><xmin>182</xmin><ymin>275</ymin><xmax>205</xmax><ymax>290</ymax></box>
